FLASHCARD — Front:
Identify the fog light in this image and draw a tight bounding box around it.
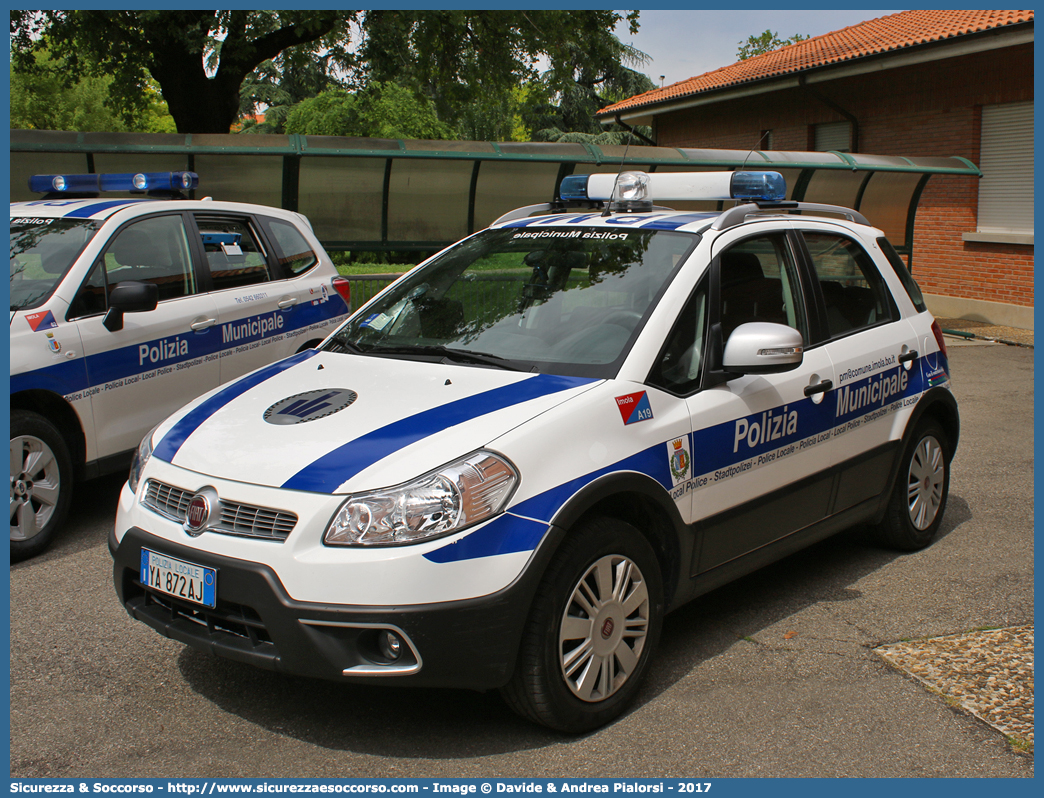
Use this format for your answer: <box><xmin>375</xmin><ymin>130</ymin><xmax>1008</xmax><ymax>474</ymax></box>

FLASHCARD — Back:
<box><xmin>378</xmin><ymin>631</ymin><xmax>403</xmax><ymax>661</ymax></box>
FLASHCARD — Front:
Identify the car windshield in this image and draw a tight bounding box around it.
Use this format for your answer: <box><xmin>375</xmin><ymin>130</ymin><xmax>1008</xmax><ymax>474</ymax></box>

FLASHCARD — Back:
<box><xmin>325</xmin><ymin>226</ymin><xmax>698</xmax><ymax>378</ymax></box>
<box><xmin>10</xmin><ymin>217</ymin><xmax>101</xmax><ymax>310</ymax></box>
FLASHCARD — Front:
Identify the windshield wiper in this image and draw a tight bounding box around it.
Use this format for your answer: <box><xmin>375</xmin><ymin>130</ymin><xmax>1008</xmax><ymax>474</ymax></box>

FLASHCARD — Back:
<box><xmin>366</xmin><ymin>344</ymin><xmax>520</xmax><ymax>370</ymax></box>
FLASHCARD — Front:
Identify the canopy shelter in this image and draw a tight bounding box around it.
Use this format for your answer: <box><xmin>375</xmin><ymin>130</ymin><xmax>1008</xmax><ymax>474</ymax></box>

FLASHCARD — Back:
<box><xmin>11</xmin><ymin>130</ymin><xmax>980</xmax><ymax>262</ymax></box>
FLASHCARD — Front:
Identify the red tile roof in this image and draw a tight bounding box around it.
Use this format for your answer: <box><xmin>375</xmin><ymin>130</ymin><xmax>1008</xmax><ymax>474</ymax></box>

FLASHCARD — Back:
<box><xmin>600</xmin><ymin>9</ymin><xmax>1034</xmax><ymax>116</ymax></box>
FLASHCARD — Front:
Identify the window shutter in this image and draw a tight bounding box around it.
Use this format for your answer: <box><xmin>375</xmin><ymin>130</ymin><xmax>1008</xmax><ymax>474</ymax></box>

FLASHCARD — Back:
<box><xmin>814</xmin><ymin>121</ymin><xmax>851</xmax><ymax>153</ymax></box>
<box><xmin>978</xmin><ymin>102</ymin><xmax>1033</xmax><ymax>234</ymax></box>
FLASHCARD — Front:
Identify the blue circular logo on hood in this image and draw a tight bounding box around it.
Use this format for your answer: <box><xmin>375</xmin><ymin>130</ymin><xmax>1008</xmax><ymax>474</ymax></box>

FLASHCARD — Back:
<box><xmin>263</xmin><ymin>388</ymin><xmax>358</xmax><ymax>425</ymax></box>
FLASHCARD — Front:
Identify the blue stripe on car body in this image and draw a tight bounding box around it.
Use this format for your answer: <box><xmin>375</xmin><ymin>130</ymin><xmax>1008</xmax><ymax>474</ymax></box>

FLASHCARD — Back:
<box><xmin>153</xmin><ymin>349</ymin><xmax>318</xmax><ymax>462</ymax></box>
<box><xmin>424</xmin><ymin>360</ymin><xmax>931</xmax><ymax>563</ymax></box>
<box><xmin>281</xmin><ymin>374</ymin><xmax>597</xmax><ymax>493</ymax></box>
<box><xmin>12</xmin><ymin>304</ymin><xmax>347</xmax><ymax>398</ymax></box>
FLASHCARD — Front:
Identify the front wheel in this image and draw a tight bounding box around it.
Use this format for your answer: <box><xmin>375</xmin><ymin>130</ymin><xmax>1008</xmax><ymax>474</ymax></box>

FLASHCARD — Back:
<box><xmin>873</xmin><ymin>418</ymin><xmax>951</xmax><ymax>551</ymax></box>
<box><xmin>10</xmin><ymin>410</ymin><xmax>73</xmax><ymax>561</ymax></box>
<box><xmin>501</xmin><ymin>517</ymin><xmax>663</xmax><ymax>732</ymax></box>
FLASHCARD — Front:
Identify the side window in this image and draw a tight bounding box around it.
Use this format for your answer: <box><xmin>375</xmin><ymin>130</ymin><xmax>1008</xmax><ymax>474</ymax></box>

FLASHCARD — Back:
<box><xmin>803</xmin><ymin>233</ymin><xmax>895</xmax><ymax>338</ymax></box>
<box><xmin>718</xmin><ymin>235</ymin><xmax>806</xmax><ymax>343</ymax></box>
<box><xmin>877</xmin><ymin>236</ymin><xmax>927</xmax><ymax>313</ymax></box>
<box><xmin>195</xmin><ymin>216</ymin><xmax>271</xmax><ymax>291</ymax></box>
<box><xmin>650</xmin><ymin>281</ymin><xmax>707</xmax><ymax>395</ymax></box>
<box><xmin>70</xmin><ymin>215</ymin><xmax>196</xmax><ymax>317</ymax></box>
<box><xmin>265</xmin><ymin>218</ymin><xmax>318</xmax><ymax>276</ymax></box>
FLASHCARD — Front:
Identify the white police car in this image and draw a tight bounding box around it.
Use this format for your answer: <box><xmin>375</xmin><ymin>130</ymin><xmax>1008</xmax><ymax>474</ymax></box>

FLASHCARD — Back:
<box><xmin>111</xmin><ymin>170</ymin><xmax>958</xmax><ymax>732</ymax></box>
<box><xmin>11</xmin><ymin>171</ymin><xmax>351</xmax><ymax>560</ymax></box>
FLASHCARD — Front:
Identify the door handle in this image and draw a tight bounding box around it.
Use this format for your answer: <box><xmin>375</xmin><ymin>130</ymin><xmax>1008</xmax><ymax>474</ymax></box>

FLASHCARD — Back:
<box><xmin>899</xmin><ymin>349</ymin><xmax>919</xmax><ymax>364</ymax></box>
<box><xmin>277</xmin><ymin>296</ymin><xmax>297</xmax><ymax>309</ymax></box>
<box><xmin>804</xmin><ymin>379</ymin><xmax>833</xmax><ymax>397</ymax></box>
<box><xmin>190</xmin><ymin>316</ymin><xmax>217</xmax><ymax>331</ymax></box>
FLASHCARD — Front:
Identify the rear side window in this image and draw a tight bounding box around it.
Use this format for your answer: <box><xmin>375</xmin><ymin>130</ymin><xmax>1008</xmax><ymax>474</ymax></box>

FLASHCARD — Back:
<box><xmin>265</xmin><ymin>218</ymin><xmax>318</xmax><ymax>275</ymax></box>
<box><xmin>195</xmin><ymin>216</ymin><xmax>271</xmax><ymax>291</ymax></box>
<box><xmin>803</xmin><ymin>233</ymin><xmax>896</xmax><ymax>338</ymax></box>
<box><xmin>877</xmin><ymin>237</ymin><xmax>928</xmax><ymax>313</ymax></box>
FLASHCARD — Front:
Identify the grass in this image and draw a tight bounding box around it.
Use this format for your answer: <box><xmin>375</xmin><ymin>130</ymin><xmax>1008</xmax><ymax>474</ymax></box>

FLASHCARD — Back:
<box><xmin>334</xmin><ymin>262</ymin><xmax>412</xmax><ymax>276</ymax></box>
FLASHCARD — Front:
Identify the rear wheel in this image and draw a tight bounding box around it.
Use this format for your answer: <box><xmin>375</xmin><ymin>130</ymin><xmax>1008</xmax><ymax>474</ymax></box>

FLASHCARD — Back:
<box><xmin>502</xmin><ymin>517</ymin><xmax>663</xmax><ymax>732</ymax></box>
<box><xmin>10</xmin><ymin>410</ymin><xmax>73</xmax><ymax>561</ymax></box>
<box><xmin>873</xmin><ymin>418</ymin><xmax>950</xmax><ymax>551</ymax></box>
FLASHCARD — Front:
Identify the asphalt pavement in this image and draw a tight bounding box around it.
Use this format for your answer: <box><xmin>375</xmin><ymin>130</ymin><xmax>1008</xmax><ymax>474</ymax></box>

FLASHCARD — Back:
<box><xmin>8</xmin><ymin>341</ymin><xmax>1034</xmax><ymax>779</ymax></box>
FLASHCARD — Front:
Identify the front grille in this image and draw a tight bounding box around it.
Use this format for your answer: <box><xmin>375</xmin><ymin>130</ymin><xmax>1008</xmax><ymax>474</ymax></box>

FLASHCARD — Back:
<box><xmin>143</xmin><ymin>479</ymin><xmax>297</xmax><ymax>541</ymax></box>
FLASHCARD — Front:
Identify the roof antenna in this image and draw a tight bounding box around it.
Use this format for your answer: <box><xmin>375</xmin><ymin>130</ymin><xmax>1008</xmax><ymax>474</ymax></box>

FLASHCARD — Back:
<box><xmin>602</xmin><ymin>129</ymin><xmax>634</xmax><ymax>217</ymax></box>
<box><xmin>740</xmin><ymin>130</ymin><xmax>771</xmax><ymax>174</ymax></box>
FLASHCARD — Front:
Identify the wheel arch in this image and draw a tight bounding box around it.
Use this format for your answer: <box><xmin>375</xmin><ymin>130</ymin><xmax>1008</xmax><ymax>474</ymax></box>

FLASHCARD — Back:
<box><xmin>10</xmin><ymin>389</ymin><xmax>87</xmax><ymax>478</ymax></box>
<box><xmin>296</xmin><ymin>338</ymin><xmax>324</xmax><ymax>353</ymax></box>
<box><xmin>907</xmin><ymin>387</ymin><xmax>960</xmax><ymax>457</ymax></box>
<box><xmin>547</xmin><ymin>472</ymin><xmax>692</xmax><ymax>610</ymax></box>
<box><xmin>871</xmin><ymin>386</ymin><xmax>959</xmax><ymax>527</ymax></box>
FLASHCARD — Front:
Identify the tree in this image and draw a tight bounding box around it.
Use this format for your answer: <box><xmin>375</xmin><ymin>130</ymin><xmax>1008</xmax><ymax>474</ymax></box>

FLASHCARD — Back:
<box><xmin>10</xmin><ymin>10</ymin><xmax>357</xmax><ymax>134</ymax></box>
<box><xmin>737</xmin><ymin>30</ymin><xmax>810</xmax><ymax>60</ymax></box>
<box><xmin>284</xmin><ymin>83</ymin><xmax>455</xmax><ymax>140</ymax></box>
<box><xmin>359</xmin><ymin>10</ymin><xmax>645</xmax><ymax>139</ymax></box>
<box><xmin>10</xmin><ymin>42</ymin><xmax>175</xmax><ymax>133</ymax></box>
<box><xmin>11</xmin><ymin>10</ymin><xmax>646</xmax><ymax>137</ymax></box>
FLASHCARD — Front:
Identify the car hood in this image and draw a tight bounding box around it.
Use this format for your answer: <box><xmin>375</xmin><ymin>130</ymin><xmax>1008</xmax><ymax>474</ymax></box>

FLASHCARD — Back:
<box><xmin>151</xmin><ymin>349</ymin><xmax>600</xmax><ymax>493</ymax></box>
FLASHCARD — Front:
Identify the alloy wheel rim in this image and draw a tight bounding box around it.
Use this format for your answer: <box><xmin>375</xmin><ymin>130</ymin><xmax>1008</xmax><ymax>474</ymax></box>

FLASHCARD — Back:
<box><xmin>907</xmin><ymin>434</ymin><xmax>945</xmax><ymax>531</ymax></box>
<box><xmin>558</xmin><ymin>554</ymin><xmax>650</xmax><ymax>702</ymax></box>
<box><xmin>10</xmin><ymin>434</ymin><xmax>61</xmax><ymax>542</ymax></box>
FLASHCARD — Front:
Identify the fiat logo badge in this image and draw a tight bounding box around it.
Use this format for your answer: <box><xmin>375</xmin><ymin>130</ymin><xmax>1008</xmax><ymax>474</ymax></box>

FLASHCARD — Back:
<box><xmin>601</xmin><ymin>618</ymin><xmax>615</xmax><ymax>639</ymax></box>
<box><xmin>184</xmin><ymin>490</ymin><xmax>216</xmax><ymax>536</ymax></box>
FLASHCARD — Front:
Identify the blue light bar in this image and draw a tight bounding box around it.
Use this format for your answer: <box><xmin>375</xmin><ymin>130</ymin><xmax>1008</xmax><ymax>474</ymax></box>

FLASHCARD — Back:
<box><xmin>29</xmin><ymin>171</ymin><xmax>199</xmax><ymax>195</ymax></box>
<box><xmin>557</xmin><ymin>171</ymin><xmax>787</xmax><ymax>204</ymax></box>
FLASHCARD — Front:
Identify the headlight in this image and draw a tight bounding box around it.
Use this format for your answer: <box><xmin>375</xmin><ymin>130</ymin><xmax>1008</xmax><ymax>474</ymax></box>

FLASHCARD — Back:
<box><xmin>128</xmin><ymin>427</ymin><xmax>157</xmax><ymax>494</ymax></box>
<box><xmin>324</xmin><ymin>451</ymin><xmax>518</xmax><ymax>547</ymax></box>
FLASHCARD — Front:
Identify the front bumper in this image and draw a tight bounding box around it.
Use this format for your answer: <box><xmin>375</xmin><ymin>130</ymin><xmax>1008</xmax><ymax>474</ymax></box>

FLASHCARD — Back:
<box><xmin>111</xmin><ymin>525</ymin><xmax>558</xmax><ymax>690</ymax></box>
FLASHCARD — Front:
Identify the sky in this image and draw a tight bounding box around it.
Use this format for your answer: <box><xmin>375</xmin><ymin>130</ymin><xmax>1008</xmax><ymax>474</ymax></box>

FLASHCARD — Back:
<box><xmin>614</xmin><ymin>9</ymin><xmax>905</xmax><ymax>88</ymax></box>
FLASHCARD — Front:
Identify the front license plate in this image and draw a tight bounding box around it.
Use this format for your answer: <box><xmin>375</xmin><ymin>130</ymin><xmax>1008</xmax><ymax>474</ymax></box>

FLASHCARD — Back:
<box><xmin>140</xmin><ymin>548</ymin><xmax>217</xmax><ymax>608</ymax></box>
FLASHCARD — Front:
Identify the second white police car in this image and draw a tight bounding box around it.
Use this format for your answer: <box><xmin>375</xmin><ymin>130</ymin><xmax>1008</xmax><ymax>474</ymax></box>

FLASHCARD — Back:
<box><xmin>111</xmin><ymin>170</ymin><xmax>958</xmax><ymax>732</ymax></box>
<box><xmin>11</xmin><ymin>172</ymin><xmax>350</xmax><ymax>559</ymax></box>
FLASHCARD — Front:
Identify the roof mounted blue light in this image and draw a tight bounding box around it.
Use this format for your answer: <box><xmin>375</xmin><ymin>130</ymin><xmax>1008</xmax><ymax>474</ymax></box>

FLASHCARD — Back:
<box><xmin>730</xmin><ymin>171</ymin><xmax>786</xmax><ymax>202</ymax></box>
<box><xmin>559</xmin><ymin>174</ymin><xmax>591</xmax><ymax>201</ymax></box>
<box><xmin>29</xmin><ymin>171</ymin><xmax>199</xmax><ymax>195</ymax></box>
<box><xmin>29</xmin><ymin>174</ymin><xmax>102</xmax><ymax>194</ymax></box>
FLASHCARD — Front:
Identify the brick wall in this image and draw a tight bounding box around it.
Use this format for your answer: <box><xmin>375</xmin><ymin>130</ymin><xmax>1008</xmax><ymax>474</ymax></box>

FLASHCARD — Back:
<box><xmin>654</xmin><ymin>44</ymin><xmax>1034</xmax><ymax>310</ymax></box>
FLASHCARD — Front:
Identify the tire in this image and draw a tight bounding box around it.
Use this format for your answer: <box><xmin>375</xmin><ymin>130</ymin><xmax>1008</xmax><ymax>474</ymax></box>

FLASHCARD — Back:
<box><xmin>10</xmin><ymin>410</ymin><xmax>74</xmax><ymax>561</ymax></box>
<box><xmin>501</xmin><ymin>517</ymin><xmax>664</xmax><ymax>732</ymax></box>
<box><xmin>873</xmin><ymin>418</ymin><xmax>951</xmax><ymax>551</ymax></box>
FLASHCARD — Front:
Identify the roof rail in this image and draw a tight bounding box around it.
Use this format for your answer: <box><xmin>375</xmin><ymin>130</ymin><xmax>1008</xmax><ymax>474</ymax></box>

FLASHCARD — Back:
<box><xmin>712</xmin><ymin>201</ymin><xmax>871</xmax><ymax>231</ymax></box>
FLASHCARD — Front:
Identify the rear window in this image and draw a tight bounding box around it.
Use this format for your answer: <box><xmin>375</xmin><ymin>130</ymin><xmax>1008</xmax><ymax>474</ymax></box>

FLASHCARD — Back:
<box><xmin>877</xmin><ymin>237</ymin><xmax>927</xmax><ymax>313</ymax></box>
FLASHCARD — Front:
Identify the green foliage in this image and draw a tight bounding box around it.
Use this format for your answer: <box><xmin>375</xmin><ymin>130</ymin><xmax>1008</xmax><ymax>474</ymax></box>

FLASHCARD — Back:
<box><xmin>737</xmin><ymin>30</ymin><xmax>810</xmax><ymax>60</ymax></box>
<box><xmin>285</xmin><ymin>83</ymin><xmax>455</xmax><ymax>140</ymax></box>
<box><xmin>10</xmin><ymin>43</ymin><xmax>175</xmax><ymax>133</ymax></box>
<box><xmin>11</xmin><ymin>10</ymin><xmax>648</xmax><ymax>140</ymax></box>
<box><xmin>11</xmin><ymin>11</ymin><xmax>357</xmax><ymax>134</ymax></box>
<box><xmin>359</xmin><ymin>10</ymin><xmax>649</xmax><ymax>140</ymax></box>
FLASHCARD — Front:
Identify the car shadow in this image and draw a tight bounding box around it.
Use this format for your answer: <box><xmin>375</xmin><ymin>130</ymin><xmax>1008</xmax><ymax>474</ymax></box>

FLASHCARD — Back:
<box><xmin>10</xmin><ymin>471</ymin><xmax>126</xmax><ymax>568</ymax></box>
<box><xmin>176</xmin><ymin>492</ymin><xmax>972</xmax><ymax>757</ymax></box>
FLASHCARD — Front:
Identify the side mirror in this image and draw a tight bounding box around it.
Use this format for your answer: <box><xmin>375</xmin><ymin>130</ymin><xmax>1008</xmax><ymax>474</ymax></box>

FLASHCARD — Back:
<box><xmin>722</xmin><ymin>322</ymin><xmax>804</xmax><ymax>374</ymax></box>
<box><xmin>103</xmin><ymin>280</ymin><xmax>159</xmax><ymax>332</ymax></box>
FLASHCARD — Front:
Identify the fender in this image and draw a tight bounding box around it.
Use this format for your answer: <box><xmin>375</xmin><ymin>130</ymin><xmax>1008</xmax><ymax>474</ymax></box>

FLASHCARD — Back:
<box><xmin>546</xmin><ymin>469</ymin><xmax>694</xmax><ymax>610</ymax></box>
